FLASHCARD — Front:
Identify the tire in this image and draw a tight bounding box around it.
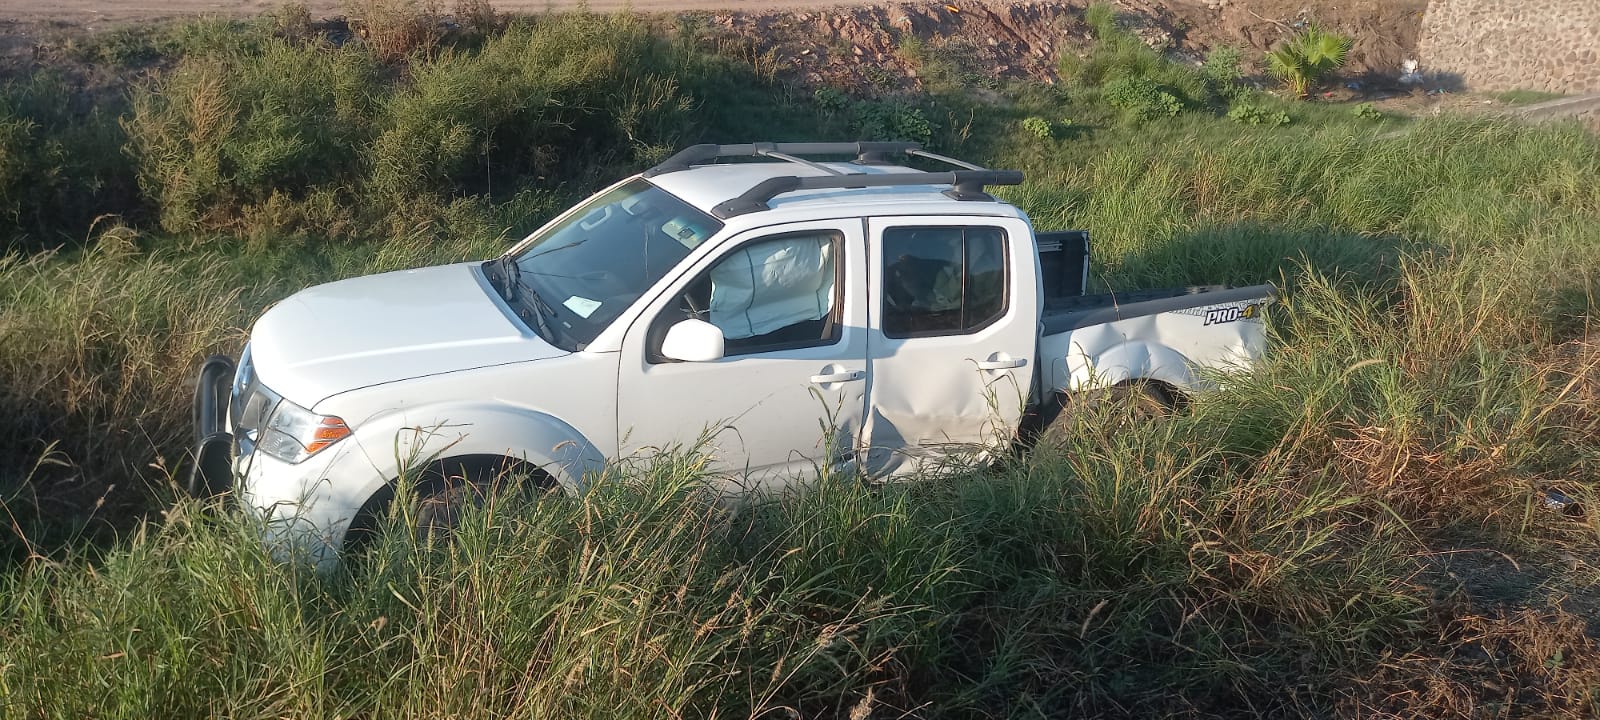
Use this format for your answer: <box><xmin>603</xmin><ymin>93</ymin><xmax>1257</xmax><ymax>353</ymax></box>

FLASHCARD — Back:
<box><xmin>1036</xmin><ymin>381</ymin><xmax>1177</xmax><ymax>448</ymax></box>
<box><xmin>412</xmin><ymin>476</ymin><xmax>491</xmax><ymax>539</ymax></box>
<box><xmin>409</xmin><ymin>458</ymin><xmax>551</xmax><ymax>540</ymax></box>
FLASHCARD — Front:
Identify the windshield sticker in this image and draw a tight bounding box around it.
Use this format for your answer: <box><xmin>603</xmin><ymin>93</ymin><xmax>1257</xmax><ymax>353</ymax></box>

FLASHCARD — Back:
<box><xmin>661</xmin><ymin>217</ymin><xmax>710</xmax><ymax>249</ymax></box>
<box><xmin>563</xmin><ymin>295</ymin><xmax>602</xmax><ymax>319</ymax></box>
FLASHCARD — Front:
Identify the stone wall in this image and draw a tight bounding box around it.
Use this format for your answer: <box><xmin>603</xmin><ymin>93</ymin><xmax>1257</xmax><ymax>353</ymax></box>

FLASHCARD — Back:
<box><xmin>1418</xmin><ymin>0</ymin><xmax>1600</xmax><ymax>94</ymax></box>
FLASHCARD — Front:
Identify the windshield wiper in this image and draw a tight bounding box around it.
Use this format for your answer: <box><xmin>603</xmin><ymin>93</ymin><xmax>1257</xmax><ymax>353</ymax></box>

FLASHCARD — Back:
<box><xmin>499</xmin><ymin>256</ymin><xmax>561</xmax><ymax>344</ymax></box>
<box><xmin>520</xmin><ymin>236</ymin><xmax>589</xmax><ymax>261</ymax></box>
<box><xmin>490</xmin><ymin>255</ymin><xmax>518</xmax><ymax>302</ymax></box>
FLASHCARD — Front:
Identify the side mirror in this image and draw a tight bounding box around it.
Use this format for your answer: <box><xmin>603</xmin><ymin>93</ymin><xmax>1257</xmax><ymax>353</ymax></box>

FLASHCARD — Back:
<box><xmin>660</xmin><ymin>318</ymin><xmax>725</xmax><ymax>362</ymax></box>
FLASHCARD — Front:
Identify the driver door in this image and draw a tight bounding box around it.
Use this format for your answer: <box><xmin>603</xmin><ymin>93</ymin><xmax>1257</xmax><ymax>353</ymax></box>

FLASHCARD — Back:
<box><xmin>616</xmin><ymin>219</ymin><xmax>868</xmax><ymax>492</ymax></box>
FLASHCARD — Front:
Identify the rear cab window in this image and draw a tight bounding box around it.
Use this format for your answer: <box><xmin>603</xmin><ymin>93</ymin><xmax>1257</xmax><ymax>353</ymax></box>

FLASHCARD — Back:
<box><xmin>881</xmin><ymin>226</ymin><xmax>1008</xmax><ymax>338</ymax></box>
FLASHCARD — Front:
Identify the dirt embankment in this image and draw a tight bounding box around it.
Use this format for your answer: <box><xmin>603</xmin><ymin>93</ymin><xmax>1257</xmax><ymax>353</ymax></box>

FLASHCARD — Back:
<box><xmin>0</xmin><ymin>0</ymin><xmax>1427</xmax><ymax>87</ymax></box>
<box><xmin>697</xmin><ymin>0</ymin><xmax>1424</xmax><ymax>93</ymax></box>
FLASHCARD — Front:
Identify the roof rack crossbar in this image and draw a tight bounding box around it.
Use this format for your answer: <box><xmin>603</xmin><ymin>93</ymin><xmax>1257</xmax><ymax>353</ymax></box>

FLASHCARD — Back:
<box><xmin>905</xmin><ymin>148</ymin><xmax>985</xmax><ymax>171</ymax></box>
<box><xmin>644</xmin><ymin>141</ymin><xmax>956</xmax><ymax>176</ymax></box>
<box><xmin>711</xmin><ymin>169</ymin><xmax>1024</xmax><ymax>219</ymax></box>
<box><xmin>757</xmin><ymin>149</ymin><xmax>849</xmax><ymax>176</ymax></box>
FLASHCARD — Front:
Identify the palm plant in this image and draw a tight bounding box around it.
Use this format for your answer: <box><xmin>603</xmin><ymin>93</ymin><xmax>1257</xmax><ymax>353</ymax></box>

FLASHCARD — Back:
<box><xmin>1266</xmin><ymin>25</ymin><xmax>1352</xmax><ymax>98</ymax></box>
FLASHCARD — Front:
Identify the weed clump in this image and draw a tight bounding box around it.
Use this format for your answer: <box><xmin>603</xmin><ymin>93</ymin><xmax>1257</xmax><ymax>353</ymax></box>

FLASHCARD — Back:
<box><xmin>1353</xmin><ymin>102</ymin><xmax>1385</xmax><ymax>121</ymax></box>
<box><xmin>0</xmin><ymin>76</ymin><xmax>135</xmax><ymax>250</ymax></box>
<box><xmin>1021</xmin><ymin>115</ymin><xmax>1054</xmax><ymax>139</ymax></box>
<box><xmin>1059</xmin><ymin>4</ymin><xmax>1250</xmax><ymax>124</ymax></box>
<box><xmin>1103</xmin><ymin>75</ymin><xmax>1183</xmax><ymax>122</ymax></box>
<box><xmin>1228</xmin><ymin>101</ymin><xmax>1292</xmax><ymax>126</ymax></box>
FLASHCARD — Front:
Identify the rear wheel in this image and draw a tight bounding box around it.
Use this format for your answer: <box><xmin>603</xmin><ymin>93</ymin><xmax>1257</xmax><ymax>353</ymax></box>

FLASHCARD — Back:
<box><xmin>1036</xmin><ymin>380</ymin><xmax>1178</xmax><ymax>448</ymax></box>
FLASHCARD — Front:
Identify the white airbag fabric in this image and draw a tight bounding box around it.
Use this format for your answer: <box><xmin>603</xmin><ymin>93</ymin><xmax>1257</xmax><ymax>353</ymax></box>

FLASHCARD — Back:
<box><xmin>710</xmin><ymin>236</ymin><xmax>833</xmax><ymax>340</ymax></box>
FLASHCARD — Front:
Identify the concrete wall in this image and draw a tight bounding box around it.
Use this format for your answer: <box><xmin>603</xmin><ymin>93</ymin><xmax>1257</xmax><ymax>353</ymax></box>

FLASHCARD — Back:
<box><xmin>1418</xmin><ymin>0</ymin><xmax>1600</xmax><ymax>94</ymax></box>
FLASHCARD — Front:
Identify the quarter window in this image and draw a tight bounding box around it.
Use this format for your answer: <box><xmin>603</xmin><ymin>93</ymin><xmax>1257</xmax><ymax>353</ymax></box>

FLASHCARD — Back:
<box><xmin>881</xmin><ymin>226</ymin><xmax>1007</xmax><ymax>338</ymax></box>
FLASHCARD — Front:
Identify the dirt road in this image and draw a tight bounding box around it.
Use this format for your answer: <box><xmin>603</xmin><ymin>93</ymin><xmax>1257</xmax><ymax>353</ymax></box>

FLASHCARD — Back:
<box><xmin>0</xmin><ymin>0</ymin><xmax>883</xmax><ymax>24</ymax></box>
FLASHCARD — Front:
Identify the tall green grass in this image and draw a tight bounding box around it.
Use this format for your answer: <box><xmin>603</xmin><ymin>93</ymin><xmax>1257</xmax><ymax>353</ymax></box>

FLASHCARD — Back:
<box><xmin>0</xmin><ymin>438</ymin><xmax>1427</xmax><ymax>717</ymax></box>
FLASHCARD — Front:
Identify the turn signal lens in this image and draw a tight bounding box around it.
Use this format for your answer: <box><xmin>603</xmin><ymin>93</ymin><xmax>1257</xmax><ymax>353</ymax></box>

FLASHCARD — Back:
<box><xmin>305</xmin><ymin>417</ymin><xmax>352</xmax><ymax>455</ymax></box>
<box><xmin>258</xmin><ymin>398</ymin><xmax>353</xmax><ymax>464</ymax></box>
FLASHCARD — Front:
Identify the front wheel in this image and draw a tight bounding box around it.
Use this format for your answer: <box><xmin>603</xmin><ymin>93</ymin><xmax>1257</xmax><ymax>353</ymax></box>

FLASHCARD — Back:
<box><xmin>409</xmin><ymin>459</ymin><xmax>553</xmax><ymax>540</ymax></box>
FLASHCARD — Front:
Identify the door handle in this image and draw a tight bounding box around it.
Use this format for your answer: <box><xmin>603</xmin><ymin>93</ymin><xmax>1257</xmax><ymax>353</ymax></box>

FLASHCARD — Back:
<box><xmin>810</xmin><ymin>369</ymin><xmax>865</xmax><ymax>384</ymax></box>
<box><xmin>975</xmin><ymin>357</ymin><xmax>1027</xmax><ymax>371</ymax></box>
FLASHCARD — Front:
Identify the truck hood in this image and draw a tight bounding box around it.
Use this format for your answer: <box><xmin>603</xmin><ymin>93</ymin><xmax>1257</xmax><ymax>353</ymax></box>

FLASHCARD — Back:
<box><xmin>248</xmin><ymin>262</ymin><xmax>565</xmax><ymax>406</ymax></box>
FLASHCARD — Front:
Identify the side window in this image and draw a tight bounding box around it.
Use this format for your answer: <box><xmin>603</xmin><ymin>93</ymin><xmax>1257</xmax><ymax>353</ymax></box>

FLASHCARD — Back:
<box><xmin>881</xmin><ymin>226</ymin><xmax>1007</xmax><ymax>338</ymax></box>
<box><xmin>651</xmin><ymin>230</ymin><xmax>842</xmax><ymax>360</ymax></box>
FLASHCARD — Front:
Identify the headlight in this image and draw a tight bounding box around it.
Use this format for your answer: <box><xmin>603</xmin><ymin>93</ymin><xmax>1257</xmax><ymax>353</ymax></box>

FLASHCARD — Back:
<box><xmin>258</xmin><ymin>398</ymin><xmax>351</xmax><ymax>464</ymax></box>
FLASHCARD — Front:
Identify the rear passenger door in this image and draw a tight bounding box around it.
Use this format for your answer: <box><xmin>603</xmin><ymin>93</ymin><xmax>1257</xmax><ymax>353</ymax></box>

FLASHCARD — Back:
<box><xmin>861</xmin><ymin>217</ymin><xmax>1039</xmax><ymax>476</ymax></box>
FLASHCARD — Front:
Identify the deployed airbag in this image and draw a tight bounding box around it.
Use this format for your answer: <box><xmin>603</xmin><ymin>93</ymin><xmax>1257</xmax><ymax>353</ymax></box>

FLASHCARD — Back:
<box><xmin>709</xmin><ymin>235</ymin><xmax>834</xmax><ymax>340</ymax></box>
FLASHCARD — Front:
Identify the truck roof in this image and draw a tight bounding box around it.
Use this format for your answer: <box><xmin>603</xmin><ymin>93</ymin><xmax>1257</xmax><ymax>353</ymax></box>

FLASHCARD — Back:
<box><xmin>650</xmin><ymin>162</ymin><xmax>1020</xmax><ymax>218</ymax></box>
<box><xmin>640</xmin><ymin>143</ymin><xmax>1027</xmax><ymax>223</ymax></box>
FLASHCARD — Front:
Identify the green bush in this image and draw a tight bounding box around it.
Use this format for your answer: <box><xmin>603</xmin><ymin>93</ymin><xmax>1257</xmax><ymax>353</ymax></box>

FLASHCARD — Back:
<box><xmin>1201</xmin><ymin>45</ymin><xmax>1248</xmax><ymax>100</ymax></box>
<box><xmin>1103</xmin><ymin>76</ymin><xmax>1184</xmax><ymax>122</ymax></box>
<box><xmin>0</xmin><ymin>75</ymin><xmax>135</xmax><ymax>249</ymax></box>
<box><xmin>1059</xmin><ymin>3</ymin><xmax>1210</xmax><ymax>109</ymax></box>
<box><xmin>1227</xmin><ymin>102</ymin><xmax>1291</xmax><ymax>127</ymax></box>
<box><xmin>1021</xmin><ymin>115</ymin><xmax>1054</xmax><ymax>139</ymax></box>
<box><xmin>812</xmin><ymin>86</ymin><xmax>848</xmax><ymax>113</ymax></box>
<box><xmin>124</xmin><ymin>41</ymin><xmax>381</xmax><ymax>233</ymax></box>
<box><xmin>849</xmin><ymin>100</ymin><xmax>934</xmax><ymax>145</ymax></box>
<box><xmin>368</xmin><ymin>15</ymin><xmax>695</xmax><ymax>203</ymax></box>
<box><xmin>1353</xmin><ymin>102</ymin><xmax>1385</xmax><ymax>121</ymax></box>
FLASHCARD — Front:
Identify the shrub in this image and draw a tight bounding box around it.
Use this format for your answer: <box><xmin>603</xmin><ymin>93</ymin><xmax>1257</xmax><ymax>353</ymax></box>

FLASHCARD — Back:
<box><xmin>346</xmin><ymin>0</ymin><xmax>445</xmax><ymax>62</ymax></box>
<box><xmin>1201</xmin><ymin>45</ymin><xmax>1244</xmax><ymax>85</ymax></box>
<box><xmin>1353</xmin><ymin>102</ymin><xmax>1385</xmax><ymax>121</ymax></box>
<box><xmin>1201</xmin><ymin>45</ymin><xmax>1248</xmax><ymax>100</ymax></box>
<box><xmin>124</xmin><ymin>41</ymin><xmax>382</xmax><ymax>233</ymax></box>
<box><xmin>1266</xmin><ymin>25</ymin><xmax>1352</xmax><ymax>97</ymax></box>
<box><xmin>1103</xmin><ymin>76</ymin><xmax>1183</xmax><ymax>122</ymax></box>
<box><xmin>849</xmin><ymin>100</ymin><xmax>934</xmax><ymax>145</ymax></box>
<box><xmin>812</xmin><ymin>86</ymin><xmax>848</xmax><ymax>113</ymax></box>
<box><xmin>367</xmin><ymin>15</ymin><xmax>695</xmax><ymax>203</ymax></box>
<box><xmin>452</xmin><ymin>0</ymin><xmax>506</xmax><ymax>38</ymax></box>
<box><xmin>1021</xmin><ymin>115</ymin><xmax>1054</xmax><ymax>139</ymax></box>
<box><xmin>0</xmin><ymin>75</ymin><xmax>136</xmax><ymax>249</ymax></box>
<box><xmin>1059</xmin><ymin>3</ymin><xmax>1217</xmax><ymax>111</ymax></box>
<box><xmin>1227</xmin><ymin>101</ymin><xmax>1291</xmax><ymax>126</ymax></box>
<box><xmin>270</xmin><ymin>2</ymin><xmax>316</xmax><ymax>43</ymax></box>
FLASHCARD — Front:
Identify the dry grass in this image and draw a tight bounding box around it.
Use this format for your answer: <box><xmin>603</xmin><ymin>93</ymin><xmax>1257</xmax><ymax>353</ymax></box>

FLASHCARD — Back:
<box><xmin>346</xmin><ymin>0</ymin><xmax>444</xmax><ymax>62</ymax></box>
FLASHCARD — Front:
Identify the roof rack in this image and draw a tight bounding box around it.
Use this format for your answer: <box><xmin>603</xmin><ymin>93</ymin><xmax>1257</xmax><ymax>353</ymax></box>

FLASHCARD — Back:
<box><xmin>710</xmin><ymin>170</ymin><xmax>1023</xmax><ymax>219</ymax></box>
<box><xmin>643</xmin><ymin>141</ymin><xmax>1025</xmax><ymax>218</ymax></box>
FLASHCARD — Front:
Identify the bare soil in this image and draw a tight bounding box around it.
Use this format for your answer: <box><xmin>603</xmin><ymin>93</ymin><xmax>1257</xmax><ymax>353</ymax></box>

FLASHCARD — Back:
<box><xmin>0</xmin><ymin>0</ymin><xmax>1428</xmax><ymax>76</ymax></box>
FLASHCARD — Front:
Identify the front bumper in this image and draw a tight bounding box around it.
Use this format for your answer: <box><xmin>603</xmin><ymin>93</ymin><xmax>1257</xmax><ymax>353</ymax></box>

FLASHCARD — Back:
<box><xmin>187</xmin><ymin>354</ymin><xmax>369</xmax><ymax>570</ymax></box>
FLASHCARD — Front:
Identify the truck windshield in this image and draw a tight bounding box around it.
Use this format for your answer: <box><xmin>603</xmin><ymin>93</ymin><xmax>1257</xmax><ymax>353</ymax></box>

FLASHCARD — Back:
<box><xmin>504</xmin><ymin>179</ymin><xmax>722</xmax><ymax>348</ymax></box>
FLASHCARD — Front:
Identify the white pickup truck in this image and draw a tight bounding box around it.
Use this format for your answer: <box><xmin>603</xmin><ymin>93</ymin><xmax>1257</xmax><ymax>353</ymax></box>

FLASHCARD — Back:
<box><xmin>190</xmin><ymin>142</ymin><xmax>1273</xmax><ymax>563</ymax></box>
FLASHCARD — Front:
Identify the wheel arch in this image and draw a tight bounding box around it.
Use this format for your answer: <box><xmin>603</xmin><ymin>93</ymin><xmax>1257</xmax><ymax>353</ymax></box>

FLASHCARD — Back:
<box><xmin>334</xmin><ymin>402</ymin><xmax>606</xmax><ymax>551</ymax></box>
<box><xmin>1053</xmin><ymin>337</ymin><xmax>1198</xmax><ymax>394</ymax></box>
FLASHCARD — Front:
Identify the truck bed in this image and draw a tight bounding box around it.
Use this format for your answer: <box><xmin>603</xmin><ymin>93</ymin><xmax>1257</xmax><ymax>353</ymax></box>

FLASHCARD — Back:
<box><xmin>1041</xmin><ymin>284</ymin><xmax>1273</xmax><ymax>335</ymax></box>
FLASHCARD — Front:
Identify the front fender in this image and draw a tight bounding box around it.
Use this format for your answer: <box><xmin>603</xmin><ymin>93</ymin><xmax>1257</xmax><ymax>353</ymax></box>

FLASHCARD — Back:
<box><xmin>340</xmin><ymin>402</ymin><xmax>607</xmax><ymax>500</ymax></box>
